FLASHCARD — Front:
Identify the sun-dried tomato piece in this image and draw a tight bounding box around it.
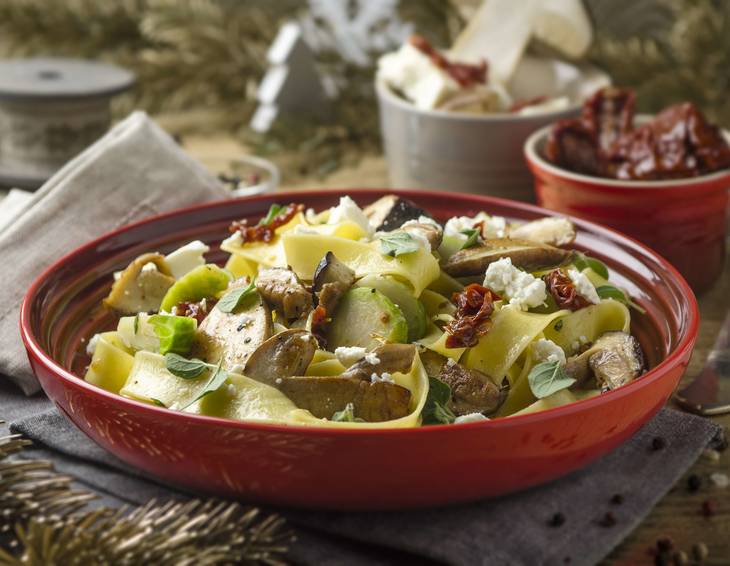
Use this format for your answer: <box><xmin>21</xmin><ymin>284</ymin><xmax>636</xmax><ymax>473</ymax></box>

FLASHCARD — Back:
<box><xmin>543</xmin><ymin>269</ymin><xmax>590</xmax><ymax>311</ymax></box>
<box><xmin>229</xmin><ymin>203</ymin><xmax>304</xmax><ymax>244</ymax></box>
<box><xmin>310</xmin><ymin>305</ymin><xmax>329</xmax><ymax>349</ymax></box>
<box><xmin>410</xmin><ymin>35</ymin><xmax>487</xmax><ymax>88</ymax></box>
<box><xmin>175</xmin><ymin>298</ymin><xmax>217</xmax><ymax>324</ymax></box>
<box><xmin>444</xmin><ymin>284</ymin><xmax>499</xmax><ymax>348</ymax></box>
<box><xmin>581</xmin><ymin>87</ymin><xmax>635</xmax><ymax>153</ymax></box>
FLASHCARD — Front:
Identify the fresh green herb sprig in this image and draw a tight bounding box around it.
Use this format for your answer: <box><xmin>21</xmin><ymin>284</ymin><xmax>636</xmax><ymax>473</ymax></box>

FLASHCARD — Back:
<box><xmin>527</xmin><ymin>360</ymin><xmax>576</xmax><ymax>399</ymax></box>
<box><xmin>259</xmin><ymin>203</ymin><xmax>284</xmax><ymax>226</ymax></box>
<box><xmin>574</xmin><ymin>252</ymin><xmax>609</xmax><ymax>279</ymax></box>
<box><xmin>164</xmin><ymin>353</ymin><xmax>229</xmax><ymax>409</ymax></box>
<box><xmin>379</xmin><ymin>232</ymin><xmax>421</xmax><ymax>257</ymax></box>
<box><xmin>217</xmin><ymin>279</ymin><xmax>257</xmax><ymax>313</ymax></box>
<box><xmin>331</xmin><ymin>403</ymin><xmax>365</xmax><ymax>422</ymax></box>
<box><xmin>460</xmin><ymin>228</ymin><xmax>480</xmax><ymax>250</ymax></box>
<box><xmin>421</xmin><ymin>376</ymin><xmax>456</xmax><ymax>425</ymax></box>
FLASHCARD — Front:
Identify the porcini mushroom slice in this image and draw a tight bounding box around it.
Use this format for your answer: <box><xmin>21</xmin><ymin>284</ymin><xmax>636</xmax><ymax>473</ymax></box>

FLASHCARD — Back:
<box><xmin>104</xmin><ymin>253</ymin><xmax>175</xmax><ymax>314</ymax></box>
<box><xmin>341</xmin><ymin>344</ymin><xmax>416</xmax><ymax>381</ymax></box>
<box><xmin>243</xmin><ymin>329</ymin><xmax>317</xmax><ymax>387</ymax></box>
<box><xmin>278</xmin><ymin>376</ymin><xmax>411</xmax><ymax>421</ymax></box>
<box><xmin>255</xmin><ymin>267</ymin><xmax>313</xmax><ymax>321</ymax></box>
<box><xmin>420</xmin><ymin>350</ymin><xmax>503</xmax><ymax>415</ymax></box>
<box><xmin>565</xmin><ymin>331</ymin><xmax>644</xmax><ymax>390</ymax></box>
<box><xmin>363</xmin><ymin>195</ymin><xmax>430</xmax><ymax>232</ymax></box>
<box><xmin>401</xmin><ymin>221</ymin><xmax>443</xmax><ymax>250</ymax></box>
<box><xmin>442</xmin><ymin>238</ymin><xmax>575</xmax><ymax>276</ymax></box>
<box><xmin>313</xmin><ymin>251</ymin><xmax>356</xmax><ymax>292</ymax></box>
<box><xmin>508</xmin><ymin>217</ymin><xmax>576</xmax><ymax>247</ymax></box>
<box><xmin>191</xmin><ymin>287</ymin><xmax>273</xmax><ymax>368</ymax></box>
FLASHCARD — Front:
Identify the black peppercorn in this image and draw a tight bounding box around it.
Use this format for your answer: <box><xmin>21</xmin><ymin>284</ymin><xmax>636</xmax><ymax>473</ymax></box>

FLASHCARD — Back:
<box><xmin>610</xmin><ymin>493</ymin><xmax>624</xmax><ymax>505</ymax></box>
<box><xmin>652</xmin><ymin>436</ymin><xmax>667</xmax><ymax>451</ymax></box>
<box><xmin>548</xmin><ymin>512</ymin><xmax>565</xmax><ymax>527</ymax></box>
<box><xmin>687</xmin><ymin>474</ymin><xmax>702</xmax><ymax>492</ymax></box>
<box><xmin>598</xmin><ymin>512</ymin><xmax>616</xmax><ymax>527</ymax></box>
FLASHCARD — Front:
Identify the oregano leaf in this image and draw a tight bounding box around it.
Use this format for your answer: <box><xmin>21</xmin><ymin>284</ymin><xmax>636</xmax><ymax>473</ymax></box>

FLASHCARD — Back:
<box><xmin>182</xmin><ymin>359</ymin><xmax>228</xmax><ymax>410</ymax></box>
<box><xmin>527</xmin><ymin>360</ymin><xmax>576</xmax><ymax>399</ymax></box>
<box><xmin>460</xmin><ymin>228</ymin><xmax>480</xmax><ymax>249</ymax></box>
<box><xmin>164</xmin><ymin>353</ymin><xmax>208</xmax><ymax>379</ymax></box>
<box><xmin>421</xmin><ymin>377</ymin><xmax>456</xmax><ymax>425</ymax></box>
<box><xmin>379</xmin><ymin>232</ymin><xmax>421</xmax><ymax>257</ymax></box>
<box><xmin>216</xmin><ymin>280</ymin><xmax>257</xmax><ymax>313</ymax></box>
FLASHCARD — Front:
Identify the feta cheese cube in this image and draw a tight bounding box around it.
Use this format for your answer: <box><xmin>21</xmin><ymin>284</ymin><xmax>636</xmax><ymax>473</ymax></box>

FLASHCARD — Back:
<box><xmin>328</xmin><ymin>196</ymin><xmax>374</xmax><ymax>237</ymax></box>
<box><xmin>165</xmin><ymin>240</ymin><xmax>210</xmax><ymax>279</ymax></box>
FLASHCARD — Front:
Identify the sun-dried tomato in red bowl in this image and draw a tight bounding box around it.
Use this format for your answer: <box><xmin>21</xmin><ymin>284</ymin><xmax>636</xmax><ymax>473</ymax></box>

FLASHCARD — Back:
<box><xmin>524</xmin><ymin>88</ymin><xmax>730</xmax><ymax>294</ymax></box>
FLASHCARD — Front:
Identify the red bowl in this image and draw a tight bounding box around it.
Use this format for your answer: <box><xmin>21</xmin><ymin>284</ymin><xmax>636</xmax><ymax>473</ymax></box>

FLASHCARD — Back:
<box><xmin>524</xmin><ymin>124</ymin><xmax>730</xmax><ymax>294</ymax></box>
<box><xmin>21</xmin><ymin>189</ymin><xmax>698</xmax><ymax>510</ymax></box>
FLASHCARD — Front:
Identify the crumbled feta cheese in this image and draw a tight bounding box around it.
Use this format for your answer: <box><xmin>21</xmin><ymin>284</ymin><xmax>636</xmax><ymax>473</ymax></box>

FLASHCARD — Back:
<box><xmin>335</xmin><ymin>346</ymin><xmax>367</xmax><ymax>366</ymax></box>
<box><xmin>446</xmin><ymin>357</ymin><xmax>457</xmax><ymax>367</ymax></box>
<box><xmin>275</xmin><ymin>378</ymin><xmax>282</xmax><ymax>385</ymax></box>
<box><xmin>532</xmin><ymin>338</ymin><xmax>567</xmax><ymax>365</ymax></box>
<box><xmin>370</xmin><ymin>372</ymin><xmax>394</xmax><ymax>383</ymax></box>
<box><xmin>293</xmin><ymin>224</ymin><xmax>318</xmax><ymax>235</ymax></box>
<box><xmin>378</xmin><ymin>42</ymin><xmax>459</xmax><ymax>110</ymax></box>
<box><xmin>226</xmin><ymin>384</ymin><xmax>237</xmax><ymax>395</ymax></box>
<box><xmin>140</xmin><ymin>262</ymin><xmax>158</xmax><ymax>273</ymax></box>
<box><xmin>570</xmin><ymin>335</ymin><xmax>590</xmax><ymax>354</ymax></box>
<box><xmin>454</xmin><ymin>413</ymin><xmax>488</xmax><ymax>424</ymax></box>
<box><xmin>483</xmin><ymin>257</ymin><xmax>546</xmax><ymax>310</ymax></box>
<box><xmin>364</xmin><ymin>352</ymin><xmax>380</xmax><ymax>365</ymax></box>
<box><xmin>230</xmin><ymin>364</ymin><xmax>244</xmax><ymax>374</ymax></box>
<box><xmin>86</xmin><ymin>333</ymin><xmax>101</xmax><ymax>356</ymax></box>
<box><xmin>444</xmin><ymin>212</ymin><xmax>506</xmax><ymax>243</ymax></box>
<box><xmin>710</xmin><ymin>472</ymin><xmax>729</xmax><ymax>488</ymax></box>
<box><xmin>567</xmin><ymin>268</ymin><xmax>600</xmax><ymax>304</ymax></box>
<box><xmin>165</xmin><ymin>240</ymin><xmax>210</xmax><ymax>279</ymax></box>
<box><xmin>170</xmin><ymin>306</ymin><xmax>178</xmax><ymax>315</ymax></box>
<box><xmin>328</xmin><ymin>196</ymin><xmax>374</xmax><ymax>237</ymax></box>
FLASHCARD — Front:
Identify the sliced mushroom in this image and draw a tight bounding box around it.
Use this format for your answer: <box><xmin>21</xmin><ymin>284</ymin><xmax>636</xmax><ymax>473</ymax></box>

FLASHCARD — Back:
<box><xmin>508</xmin><ymin>217</ymin><xmax>576</xmax><ymax>247</ymax></box>
<box><xmin>363</xmin><ymin>195</ymin><xmax>431</xmax><ymax>231</ymax></box>
<box><xmin>312</xmin><ymin>252</ymin><xmax>356</xmax><ymax>314</ymax></box>
<box><xmin>104</xmin><ymin>253</ymin><xmax>175</xmax><ymax>314</ymax></box>
<box><xmin>565</xmin><ymin>331</ymin><xmax>645</xmax><ymax>390</ymax></box>
<box><xmin>243</xmin><ymin>329</ymin><xmax>317</xmax><ymax>387</ymax></box>
<box><xmin>442</xmin><ymin>238</ymin><xmax>575</xmax><ymax>277</ymax></box>
<box><xmin>341</xmin><ymin>344</ymin><xmax>416</xmax><ymax>381</ymax></box>
<box><xmin>278</xmin><ymin>376</ymin><xmax>411</xmax><ymax>421</ymax></box>
<box><xmin>255</xmin><ymin>267</ymin><xmax>313</xmax><ymax>321</ymax></box>
<box><xmin>191</xmin><ymin>284</ymin><xmax>273</xmax><ymax>368</ymax></box>
<box><xmin>401</xmin><ymin>221</ymin><xmax>443</xmax><ymax>250</ymax></box>
<box><xmin>420</xmin><ymin>349</ymin><xmax>503</xmax><ymax>416</ymax></box>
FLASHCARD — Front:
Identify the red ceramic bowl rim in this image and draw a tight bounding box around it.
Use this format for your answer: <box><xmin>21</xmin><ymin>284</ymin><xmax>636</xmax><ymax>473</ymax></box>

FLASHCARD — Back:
<box><xmin>375</xmin><ymin>76</ymin><xmax>587</xmax><ymax>123</ymax></box>
<box><xmin>20</xmin><ymin>188</ymin><xmax>699</xmax><ymax>437</ymax></box>
<box><xmin>524</xmin><ymin>123</ymin><xmax>730</xmax><ymax>189</ymax></box>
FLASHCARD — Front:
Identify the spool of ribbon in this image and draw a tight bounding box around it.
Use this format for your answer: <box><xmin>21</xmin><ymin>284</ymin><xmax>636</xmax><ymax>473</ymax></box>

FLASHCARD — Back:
<box><xmin>0</xmin><ymin>58</ymin><xmax>134</xmax><ymax>190</ymax></box>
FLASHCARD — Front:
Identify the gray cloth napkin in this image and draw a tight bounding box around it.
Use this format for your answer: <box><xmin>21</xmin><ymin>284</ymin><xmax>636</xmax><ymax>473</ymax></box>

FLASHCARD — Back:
<box><xmin>0</xmin><ymin>111</ymin><xmax>229</xmax><ymax>395</ymax></box>
<box><xmin>1</xmin><ymin>384</ymin><xmax>720</xmax><ymax>566</ymax></box>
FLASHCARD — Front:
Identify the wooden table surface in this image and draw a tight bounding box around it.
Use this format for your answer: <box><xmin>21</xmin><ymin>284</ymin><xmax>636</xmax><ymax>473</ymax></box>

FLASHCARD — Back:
<box><xmin>179</xmin><ymin>131</ymin><xmax>730</xmax><ymax>566</ymax></box>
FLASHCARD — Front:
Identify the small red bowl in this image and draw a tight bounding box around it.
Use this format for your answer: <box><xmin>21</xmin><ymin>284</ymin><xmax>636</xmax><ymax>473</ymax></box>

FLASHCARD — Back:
<box><xmin>21</xmin><ymin>189</ymin><xmax>698</xmax><ymax>510</ymax></box>
<box><xmin>524</xmin><ymin>124</ymin><xmax>730</xmax><ymax>294</ymax></box>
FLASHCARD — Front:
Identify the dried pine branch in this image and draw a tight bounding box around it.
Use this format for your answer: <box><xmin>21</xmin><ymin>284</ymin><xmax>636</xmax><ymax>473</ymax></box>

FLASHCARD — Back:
<box><xmin>0</xmin><ymin>433</ymin><xmax>292</xmax><ymax>565</ymax></box>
